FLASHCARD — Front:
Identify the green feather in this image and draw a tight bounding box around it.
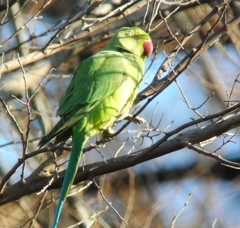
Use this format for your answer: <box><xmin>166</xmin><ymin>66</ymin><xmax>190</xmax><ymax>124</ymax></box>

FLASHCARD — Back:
<box><xmin>38</xmin><ymin>27</ymin><xmax>152</xmax><ymax>228</ymax></box>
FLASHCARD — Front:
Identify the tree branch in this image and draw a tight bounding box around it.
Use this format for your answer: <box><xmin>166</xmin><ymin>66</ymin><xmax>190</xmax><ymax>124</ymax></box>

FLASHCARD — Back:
<box><xmin>0</xmin><ymin>109</ymin><xmax>239</xmax><ymax>206</ymax></box>
<box><xmin>0</xmin><ymin>0</ymin><xmax>150</xmax><ymax>74</ymax></box>
<box><xmin>135</xmin><ymin>5</ymin><xmax>240</xmax><ymax>105</ymax></box>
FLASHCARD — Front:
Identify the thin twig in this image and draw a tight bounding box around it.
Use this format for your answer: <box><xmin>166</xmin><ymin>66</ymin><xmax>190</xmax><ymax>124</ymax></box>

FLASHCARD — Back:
<box><xmin>29</xmin><ymin>190</ymin><xmax>48</xmax><ymax>228</ymax></box>
<box><xmin>120</xmin><ymin>169</ymin><xmax>135</xmax><ymax>228</ymax></box>
<box><xmin>181</xmin><ymin>140</ymin><xmax>240</xmax><ymax>169</ymax></box>
<box><xmin>1</xmin><ymin>0</ymin><xmax>52</xmax><ymax>48</ymax></box>
<box><xmin>92</xmin><ymin>178</ymin><xmax>128</xmax><ymax>225</ymax></box>
<box><xmin>175</xmin><ymin>79</ymin><xmax>214</xmax><ymax>118</ymax></box>
<box><xmin>171</xmin><ymin>187</ymin><xmax>197</xmax><ymax>228</ymax></box>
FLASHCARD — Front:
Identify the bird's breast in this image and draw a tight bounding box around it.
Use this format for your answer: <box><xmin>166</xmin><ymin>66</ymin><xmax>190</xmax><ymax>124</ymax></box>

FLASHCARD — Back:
<box><xmin>86</xmin><ymin>68</ymin><xmax>143</xmax><ymax>135</ymax></box>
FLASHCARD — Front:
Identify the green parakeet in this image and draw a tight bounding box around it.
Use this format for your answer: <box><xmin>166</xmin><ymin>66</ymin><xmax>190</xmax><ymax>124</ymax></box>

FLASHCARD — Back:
<box><xmin>39</xmin><ymin>27</ymin><xmax>152</xmax><ymax>228</ymax></box>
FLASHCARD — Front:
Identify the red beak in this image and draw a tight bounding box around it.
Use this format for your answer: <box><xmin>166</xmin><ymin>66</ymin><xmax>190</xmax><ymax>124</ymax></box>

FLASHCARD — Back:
<box><xmin>143</xmin><ymin>40</ymin><xmax>153</xmax><ymax>56</ymax></box>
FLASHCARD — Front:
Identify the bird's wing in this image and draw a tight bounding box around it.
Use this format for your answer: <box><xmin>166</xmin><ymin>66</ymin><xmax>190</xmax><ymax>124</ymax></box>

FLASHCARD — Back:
<box><xmin>39</xmin><ymin>51</ymin><xmax>130</xmax><ymax>146</ymax></box>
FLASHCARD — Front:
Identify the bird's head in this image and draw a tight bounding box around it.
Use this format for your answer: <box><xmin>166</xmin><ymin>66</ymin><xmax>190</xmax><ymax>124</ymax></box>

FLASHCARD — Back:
<box><xmin>110</xmin><ymin>27</ymin><xmax>153</xmax><ymax>60</ymax></box>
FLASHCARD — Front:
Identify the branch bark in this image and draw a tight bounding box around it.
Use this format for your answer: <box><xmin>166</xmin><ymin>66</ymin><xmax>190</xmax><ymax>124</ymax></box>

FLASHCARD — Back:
<box><xmin>0</xmin><ymin>109</ymin><xmax>239</xmax><ymax>206</ymax></box>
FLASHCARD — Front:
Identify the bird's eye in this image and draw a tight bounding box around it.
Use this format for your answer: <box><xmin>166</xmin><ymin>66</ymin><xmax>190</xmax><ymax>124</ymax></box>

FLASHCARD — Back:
<box><xmin>132</xmin><ymin>35</ymin><xmax>138</xmax><ymax>40</ymax></box>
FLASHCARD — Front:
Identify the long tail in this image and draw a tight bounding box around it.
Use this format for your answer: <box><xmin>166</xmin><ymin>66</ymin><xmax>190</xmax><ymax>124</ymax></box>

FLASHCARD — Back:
<box><xmin>52</xmin><ymin>123</ymin><xmax>88</xmax><ymax>228</ymax></box>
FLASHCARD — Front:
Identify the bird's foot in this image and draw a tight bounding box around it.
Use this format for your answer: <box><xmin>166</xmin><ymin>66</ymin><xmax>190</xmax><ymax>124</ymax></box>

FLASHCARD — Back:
<box><xmin>117</xmin><ymin>113</ymin><xmax>148</xmax><ymax>125</ymax></box>
<box><xmin>101</xmin><ymin>127</ymin><xmax>116</xmax><ymax>143</ymax></box>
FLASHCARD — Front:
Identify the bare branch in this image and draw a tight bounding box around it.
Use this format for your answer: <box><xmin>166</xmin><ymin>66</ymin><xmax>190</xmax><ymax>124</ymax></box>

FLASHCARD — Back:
<box><xmin>92</xmin><ymin>178</ymin><xmax>127</xmax><ymax>225</ymax></box>
<box><xmin>0</xmin><ymin>0</ymin><xmax>151</xmax><ymax>74</ymax></box>
<box><xmin>1</xmin><ymin>108</ymin><xmax>240</xmax><ymax>205</ymax></box>
<box><xmin>135</xmin><ymin>1</ymin><xmax>238</xmax><ymax>104</ymax></box>
<box><xmin>171</xmin><ymin>187</ymin><xmax>197</xmax><ymax>228</ymax></box>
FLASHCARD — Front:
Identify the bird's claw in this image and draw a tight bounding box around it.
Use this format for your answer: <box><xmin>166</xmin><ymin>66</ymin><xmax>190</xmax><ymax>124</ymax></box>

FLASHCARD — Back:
<box><xmin>117</xmin><ymin>113</ymin><xmax>147</xmax><ymax>125</ymax></box>
<box><xmin>132</xmin><ymin>115</ymin><xmax>147</xmax><ymax>125</ymax></box>
<box><xmin>101</xmin><ymin>127</ymin><xmax>116</xmax><ymax>143</ymax></box>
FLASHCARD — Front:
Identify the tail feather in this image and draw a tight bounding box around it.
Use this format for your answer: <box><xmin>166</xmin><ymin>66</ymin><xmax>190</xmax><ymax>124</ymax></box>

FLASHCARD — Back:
<box><xmin>52</xmin><ymin>123</ymin><xmax>88</xmax><ymax>228</ymax></box>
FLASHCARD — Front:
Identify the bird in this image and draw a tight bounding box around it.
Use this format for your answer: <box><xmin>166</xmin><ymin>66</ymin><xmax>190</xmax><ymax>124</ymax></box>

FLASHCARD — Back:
<box><xmin>39</xmin><ymin>27</ymin><xmax>153</xmax><ymax>228</ymax></box>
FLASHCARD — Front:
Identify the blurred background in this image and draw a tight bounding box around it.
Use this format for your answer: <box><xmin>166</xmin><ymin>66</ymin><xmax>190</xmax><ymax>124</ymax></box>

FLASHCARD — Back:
<box><xmin>0</xmin><ymin>0</ymin><xmax>240</xmax><ymax>227</ymax></box>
